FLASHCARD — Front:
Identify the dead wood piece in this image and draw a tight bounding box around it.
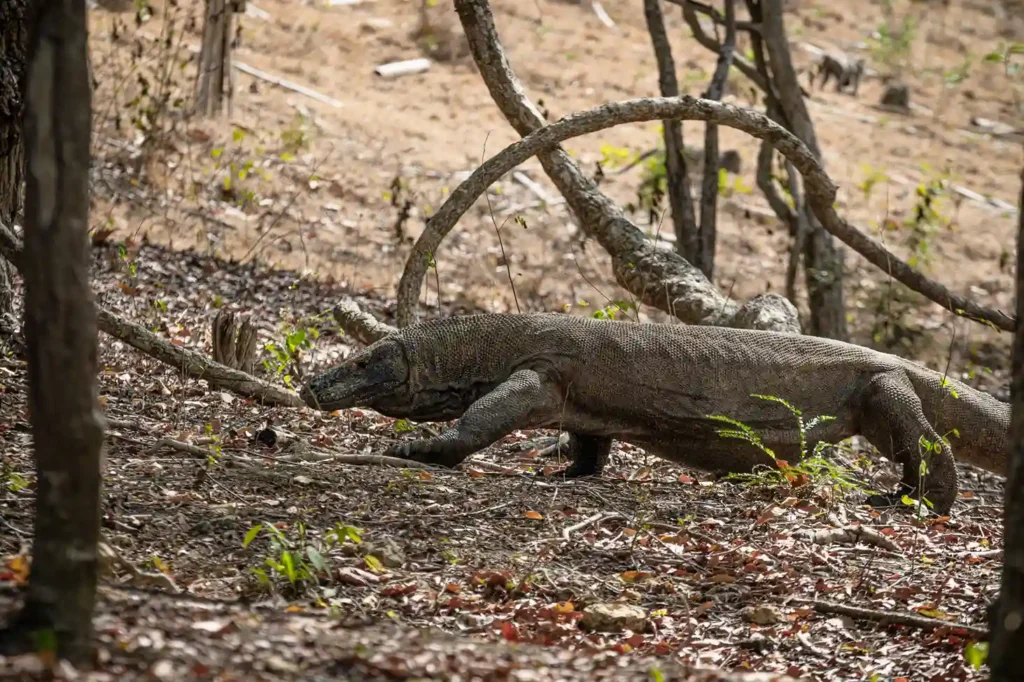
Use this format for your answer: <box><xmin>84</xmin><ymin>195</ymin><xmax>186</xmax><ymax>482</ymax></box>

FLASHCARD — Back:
<box><xmin>796</xmin><ymin>525</ymin><xmax>899</xmax><ymax>552</ymax></box>
<box><xmin>150</xmin><ymin>437</ymin><xmax>214</xmax><ymax>458</ymax></box>
<box><xmin>318</xmin><ymin>452</ymin><xmax>439</xmax><ymax>470</ymax></box>
<box><xmin>98</xmin><ymin>541</ymin><xmax>180</xmax><ymax>593</ymax></box>
<box><xmin>333</xmin><ymin>297</ymin><xmax>397</xmax><ymax>346</ymax></box>
<box><xmin>796</xmin><ymin>599</ymin><xmax>988</xmax><ymax>638</ymax></box>
<box><xmin>97</xmin><ymin>309</ymin><xmax>304</xmax><ymax>407</ymax></box>
<box><xmin>562</xmin><ymin>512</ymin><xmax>626</xmax><ymax>541</ymax></box>
<box><xmin>233</xmin><ymin>62</ymin><xmax>343</xmax><ymax>108</ymax></box>
<box><xmin>212</xmin><ymin>309</ymin><xmax>259</xmax><ymax>373</ymax></box>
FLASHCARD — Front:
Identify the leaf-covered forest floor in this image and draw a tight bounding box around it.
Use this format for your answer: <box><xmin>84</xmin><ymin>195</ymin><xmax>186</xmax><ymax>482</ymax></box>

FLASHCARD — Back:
<box><xmin>2</xmin><ymin>0</ymin><xmax>1023</xmax><ymax>678</ymax></box>
<box><xmin>0</xmin><ymin>241</ymin><xmax>1008</xmax><ymax>680</ymax></box>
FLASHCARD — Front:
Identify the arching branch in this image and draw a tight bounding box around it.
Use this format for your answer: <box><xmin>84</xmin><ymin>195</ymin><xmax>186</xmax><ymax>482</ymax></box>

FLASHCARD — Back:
<box><xmin>396</xmin><ymin>95</ymin><xmax>1014</xmax><ymax>332</ymax></box>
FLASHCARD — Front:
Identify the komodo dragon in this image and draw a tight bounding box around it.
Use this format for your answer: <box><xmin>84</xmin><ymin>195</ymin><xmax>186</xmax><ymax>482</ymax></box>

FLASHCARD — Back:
<box><xmin>299</xmin><ymin>313</ymin><xmax>1009</xmax><ymax>515</ymax></box>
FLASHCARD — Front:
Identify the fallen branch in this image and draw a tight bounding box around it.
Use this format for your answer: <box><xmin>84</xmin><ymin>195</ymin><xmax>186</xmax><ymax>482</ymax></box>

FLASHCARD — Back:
<box><xmin>794</xmin><ymin>599</ymin><xmax>988</xmax><ymax>639</ymax></box>
<box><xmin>795</xmin><ymin>525</ymin><xmax>899</xmax><ymax>553</ymax></box>
<box><xmin>0</xmin><ymin>221</ymin><xmax>305</xmax><ymax>407</ymax></box>
<box><xmin>562</xmin><ymin>512</ymin><xmax>626</xmax><ymax>541</ymax></box>
<box><xmin>150</xmin><ymin>437</ymin><xmax>213</xmax><ymax>458</ymax></box>
<box><xmin>316</xmin><ymin>453</ymin><xmax>439</xmax><ymax>470</ymax></box>
<box><xmin>394</xmin><ymin>94</ymin><xmax>1014</xmax><ymax>332</ymax></box>
<box><xmin>333</xmin><ymin>297</ymin><xmax>396</xmax><ymax>346</ymax></box>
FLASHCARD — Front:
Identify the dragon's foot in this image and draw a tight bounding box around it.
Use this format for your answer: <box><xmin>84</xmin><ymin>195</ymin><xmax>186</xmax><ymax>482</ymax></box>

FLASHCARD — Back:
<box><xmin>385</xmin><ymin>439</ymin><xmax>464</xmax><ymax>469</ymax></box>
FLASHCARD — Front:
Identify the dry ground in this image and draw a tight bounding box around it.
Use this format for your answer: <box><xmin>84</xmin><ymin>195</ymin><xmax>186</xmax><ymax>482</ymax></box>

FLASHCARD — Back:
<box><xmin>1</xmin><ymin>0</ymin><xmax>1023</xmax><ymax>679</ymax></box>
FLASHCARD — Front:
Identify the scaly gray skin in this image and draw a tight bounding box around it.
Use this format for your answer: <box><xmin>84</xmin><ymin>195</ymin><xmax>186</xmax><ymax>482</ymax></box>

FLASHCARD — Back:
<box><xmin>300</xmin><ymin>313</ymin><xmax>1009</xmax><ymax>515</ymax></box>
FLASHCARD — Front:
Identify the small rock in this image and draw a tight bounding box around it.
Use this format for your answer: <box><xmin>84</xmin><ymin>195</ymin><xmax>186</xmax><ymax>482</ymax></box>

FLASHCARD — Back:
<box><xmin>580</xmin><ymin>602</ymin><xmax>648</xmax><ymax>633</ymax></box>
<box><xmin>880</xmin><ymin>83</ymin><xmax>909</xmax><ymax>109</ymax></box>
<box><xmin>292</xmin><ymin>475</ymin><xmax>313</xmax><ymax>486</ymax></box>
<box><xmin>149</xmin><ymin>659</ymin><xmax>175</xmax><ymax>681</ymax></box>
<box><xmin>742</xmin><ymin>604</ymin><xmax>785</xmax><ymax>625</ymax></box>
<box><xmin>363</xmin><ymin>538</ymin><xmax>405</xmax><ymax>568</ymax></box>
<box><xmin>738</xmin><ymin>633</ymin><xmax>776</xmax><ymax>653</ymax></box>
<box><xmin>265</xmin><ymin>655</ymin><xmax>296</xmax><ymax>673</ymax></box>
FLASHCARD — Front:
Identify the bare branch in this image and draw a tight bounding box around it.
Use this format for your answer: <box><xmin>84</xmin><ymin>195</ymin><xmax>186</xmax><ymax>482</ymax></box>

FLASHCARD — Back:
<box><xmin>333</xmin><ymin>297</ymin><xmax>396</xmax><ymax>346</ymax></box>
<box><xmin>643</xmin><ymin>0</ymin><xmax>698</xmax><ymax>260</ymax></box>
<box><xmin>390</xmin><ymin>93</ymin><xmax>1013</xmax><ymax>331</ymax></box>
<box><xmin>675</xmin><ymin>0</ymin><xmax>769</xmax><ymax>94</ymax></box>
<box><xmin>674</xmin><ymin>0</ymin><xmax>761</xmax><ymax>32</ymax></box>
<box><xmin>0</xmin><ymin>220</ymin><xmax>304</xmax><ymax>407</ymax></box>
<box><xmin>691</xmin><ymin>0</ymin><xmax>737</xmax><ymax>279</ymax></box>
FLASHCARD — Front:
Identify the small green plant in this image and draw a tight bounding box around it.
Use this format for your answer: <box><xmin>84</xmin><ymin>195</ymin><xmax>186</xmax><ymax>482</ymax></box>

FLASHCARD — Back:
<box><xmin>708</xmin><ymin>394</ymin><xmax>875</xmax><ymax>502</ymax></box>
<box><xmin>984</xmin><ymin>42</ymin><xmax>1024</xmax><ymax>118</ymax></box>
<box><xmin>243</xmin><ymin>521</ymin><xmax>363</xmax><ymax>593</ymax></box>
<box><xmin>280</xmin><ymin>112</ymin><xmax>314</xmax><ymax>158</ymax></box>
<box><xmin>869</xmin><ymin>12</ymin><xmax>916</xmax><ymax>75</ymax></box>
<box><xmin>262</xmin><ymin>314</ymin><xmax>328</xmax><ymax>387</ymax></box>
<box><xmin>857</xmin><ymin>164</ymin><xmax>890</xmax><ymax>200</ymax></box>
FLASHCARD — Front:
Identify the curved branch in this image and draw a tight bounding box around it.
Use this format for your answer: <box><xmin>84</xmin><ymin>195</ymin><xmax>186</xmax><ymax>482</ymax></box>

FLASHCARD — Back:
<box><xmin>394</xmin><ymin>96</ymin><xmax>1014</xmax><ymax>332</ymax></box>
<box><xmin>333</xmin><ymin>297</ymin><xmax>396</xmax><ymax>346</ymax></box>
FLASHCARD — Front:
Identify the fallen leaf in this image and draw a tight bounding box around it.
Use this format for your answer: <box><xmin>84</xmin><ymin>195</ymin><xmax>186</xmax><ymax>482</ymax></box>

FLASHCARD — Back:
<box><xmin>523</xmin><ymin>510</ymin><xmax>544</xmax><ymax>520</ymax></box>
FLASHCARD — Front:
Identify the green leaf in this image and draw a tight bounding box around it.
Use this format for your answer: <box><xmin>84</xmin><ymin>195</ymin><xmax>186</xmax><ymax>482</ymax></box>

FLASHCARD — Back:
<box><xmin>965</xmin><ymin>641</ymin><xmax>989</xmax><ymax>670</ymax></box>
<box><xmin>211</xmin><ymin>147</ymin><xmax>223</xmax><ymax>158</ymax></box>
<box><xmin>233</xmin><ymin>128</ymin><xmax>246</xmax><ymax>142</ymax></box>
<box><xmin>306</xmin><ymin>547</ymin><xmax>329</xmax><ymax>574</ymax></box>
<box><xmin>242</xmin><ymin>524</ymin><xmax>264</xmax><ymax>548</ymax></box>
<box><xmin>280</xmin><ymin>152</ymin><xmax>296</xmax><ymax>162</ymax></box>
<box><xmin>282</xmin><ymin>551</ymin><xmax>297</xmax><ymax>583</ymax></box>
<box><xmin>364</xmin><ymin>554</ymin><xmax>385</xmax><ymax>574</ymax></box>
<box><xmin>394</xmin><ymin>419</ymin><xmax>416</xmax><ymax>433</ymax></box>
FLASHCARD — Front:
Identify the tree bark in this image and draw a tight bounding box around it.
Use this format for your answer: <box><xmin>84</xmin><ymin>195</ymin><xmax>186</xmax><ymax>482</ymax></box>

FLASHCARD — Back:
<box><xmin>0</xmin><ymin>0</ymin><xmax>27</xmax><ymax>322</ymax></box>
<box><xmin>990</xmin><ymin>166</ymin><xmax>1024</xmax><ymax>679</ymax></box>
<box><xmin>0</xmin><ymin>0</ymin><xmax>105</xmax><ymax>664</ymax></box>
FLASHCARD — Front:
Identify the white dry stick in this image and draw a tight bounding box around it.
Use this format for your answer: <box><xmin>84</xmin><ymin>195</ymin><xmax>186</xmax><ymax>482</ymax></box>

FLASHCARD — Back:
<box><xmin>374</xmin><ymin>58</ymin><xmax>432</xmax><ymax>79</ymax></box>
<box><xmin>234</xmin><ymin>62</ymin><xmax>343</xmax><ymax>108</ymax></box>
<box><xmin>591</xmin><ymin>1</ymin><xmax>615</xmax><ymax>28</ymax></box>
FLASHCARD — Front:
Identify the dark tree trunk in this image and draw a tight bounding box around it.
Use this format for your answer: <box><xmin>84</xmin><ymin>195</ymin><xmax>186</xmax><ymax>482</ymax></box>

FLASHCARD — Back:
<box><xmin>642</xmin><ymin>0</ymin><xmax>698</xmax><ymax>263</ymax></box>
<box><xmin>0</xmin><ymin>0</ymin><xmax>27</xmax><ymax>322</ymax></box>
<box><xmin>0</xmin><ymin>0</ymin><xmax>105</xmax><ymax>665</ymax></box>
<box><xmin>757</xmin><ymin>0</ymin><xmax>848</xmax><ymax>341</ymax></box>
<box><xmin>990</xmin><ymin>166</ymin><xmax>1024</xmax><ymax>679</ymax></box>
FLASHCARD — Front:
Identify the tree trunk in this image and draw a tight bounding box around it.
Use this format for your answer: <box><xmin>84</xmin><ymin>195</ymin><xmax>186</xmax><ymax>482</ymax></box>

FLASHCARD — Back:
<box><xmin>757</xmin><ymin>0</ymin><xmax>848</xmax><ymax>341</ymax></box>
<box><xmin>0</xmin><ymin>0</ymin><xmax>27</xmax><ymax>323</ymax></box>
<box><xmin>0</xmin><ymin>0</ymin><xmax>106</xmax><ymax>664</ymax></box>
<box><xmin>642</xmin><ymin>0</ymin><xmax>698</xmax><ymax>262</ymax></box>
<box><xmin>195</xmin><ymin>0</ymin><xmax>240</xmax><ymax>117</ymax></box>
<box><xmin>990</xmin><ymin>166</ymin><xmax>1024</xmax><ymax>679</ymax></box>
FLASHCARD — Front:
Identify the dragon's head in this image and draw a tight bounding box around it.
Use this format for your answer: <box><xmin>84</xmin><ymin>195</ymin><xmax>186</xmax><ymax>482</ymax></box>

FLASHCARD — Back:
<box><xmin>300</xmin><ymin>338</ymin><xmax>409</xmax><ymax>413</ymax></box>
